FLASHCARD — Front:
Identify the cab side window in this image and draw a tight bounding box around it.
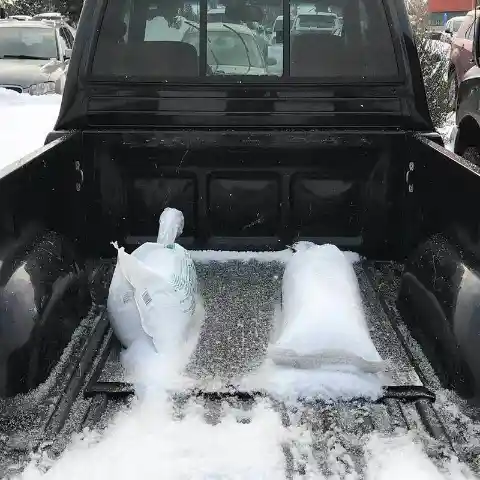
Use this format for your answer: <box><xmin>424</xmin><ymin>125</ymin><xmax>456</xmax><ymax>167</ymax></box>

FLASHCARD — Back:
<box><xmin>465</xmin><ymin>22</ymin><xmax>475</xmax><ymax>41</ymax></box>
<box><xmin>64</xmin><ymin>28</ymin><xmax>75</xmax><ymax>47</ymax></box>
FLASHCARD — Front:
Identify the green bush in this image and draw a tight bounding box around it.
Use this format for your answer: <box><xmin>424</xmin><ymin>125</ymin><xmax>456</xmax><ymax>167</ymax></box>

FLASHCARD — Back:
<box><xmin>408</xmin><ymin>1</ymin><xmax>450</xmax><ymax>127</ymax></box>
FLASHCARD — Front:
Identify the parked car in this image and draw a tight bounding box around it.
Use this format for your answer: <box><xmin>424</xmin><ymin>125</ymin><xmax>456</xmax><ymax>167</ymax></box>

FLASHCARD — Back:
<box><xmin>33</xmin><ymin>12</ymin><xmax>77</xmax><ymax>38</ymax></box>
<box><xmin>270</xmin><ymin>14</ymin><xmax>293</xmax><ymax>44</ymax></box>
<box><xmin>3</xmin><ymin>0</ymin><xmax>480</xmax><ymax>475</ymax></box>
<box><xmin>441</xmin><ymin>16</ymin><xmax>465</xmax><ymax>44</ymax></box>
<box><xmin>450</xmin><ymin>16</ymin><xmax>480</xmax><ymax>164</ymax></box>
<box><xmin>0</xmin><ymin>19</ymin><xmax>75</xmax><ymax>94</ymax></box>
<box><xmin>182</xmin><ymin>22</ymin><xmax>276</xmax><ymax>75</ymax></box>
<box><xmin>207</xmin><ymin>6</ymin><xmax>226</xmax><ymax>23</ymax></box>
<box><xmin>32</xmin><ymin>12</ymin><xmax>63</xmax><ymax>21</ymax></box>
<box><xmin>448</xmin><ymin>10</ymin><xmax>478</xmax><ymax>106</ymax></box>
<box><xmin>291</xmin><ymin>12</ymin><xmax>339</xmax><ymax>36</ymax></box>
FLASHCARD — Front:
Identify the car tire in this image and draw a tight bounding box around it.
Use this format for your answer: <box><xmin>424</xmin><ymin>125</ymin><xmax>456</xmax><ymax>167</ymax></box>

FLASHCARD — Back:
<box><xmin>448</xmin><ymin>70</ymin><xmax>458</xmax><ymax>111</ymax></box>
<box><xmin>463</xmin><ymin>146</ymin><xmax>480</xmax><ymax>166</ymax></box>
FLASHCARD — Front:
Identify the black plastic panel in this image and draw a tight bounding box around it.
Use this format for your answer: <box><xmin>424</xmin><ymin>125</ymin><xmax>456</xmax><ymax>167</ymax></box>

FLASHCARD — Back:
<box><xmin>291</xmin><ymin>175</ymin><xmax>361</xmax><ymax>239</ymax></box>
<box><xmin>209</xmin><ymin>175</ymin><xmax>280</xmax><ymax>237</ymax></box>
<box><xmin>85</xmin><ymin>131</ymin><xmax>408</xmax><ymax>257</ymax></box>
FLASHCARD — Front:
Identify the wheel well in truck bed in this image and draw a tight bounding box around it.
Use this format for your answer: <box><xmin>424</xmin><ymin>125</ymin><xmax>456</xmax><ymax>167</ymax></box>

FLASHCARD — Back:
<box><xmin>0</xmin><ymin>227</ymin><xmax>91</xmax><ymax>397</ymax></box>
<box><xmin>456</xmin><ymin>115</ymin><xmax>480</xmax><ymax>155</ymax></box>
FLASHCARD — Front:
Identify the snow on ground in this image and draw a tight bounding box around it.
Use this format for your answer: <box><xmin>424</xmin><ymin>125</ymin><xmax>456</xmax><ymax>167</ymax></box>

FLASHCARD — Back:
<box><xmin>365</xmin><ymin>433</ymin><xmax>475</xmax><ymax>480</ymax></box>
<box><xmin>0</xmin><ymin>88</ymin><xmax>62</xmax><ymax>171</ymax></box>
<box><xmin>191</xmin><ymin>248</ymin><xmax>361</xmax><ymax>265</ymax></box>
<box><xmin>20</xmin><ymin>397</ymin><xmax>288</xmax><ymax>480</ymax></box>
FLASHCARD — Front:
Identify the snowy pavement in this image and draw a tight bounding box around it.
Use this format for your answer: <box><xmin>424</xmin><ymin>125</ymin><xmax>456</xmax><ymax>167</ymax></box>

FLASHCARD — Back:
<box><xmin>0</xmin><ymin>88</ymin><xmax>62</xmax><ymax>171</ymax></box>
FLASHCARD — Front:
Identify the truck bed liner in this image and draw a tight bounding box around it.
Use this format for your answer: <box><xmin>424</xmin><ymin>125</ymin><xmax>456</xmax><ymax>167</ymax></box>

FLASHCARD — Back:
<box><xmin>0</xmin><ymin>258</ymin><xmax>477</xmax><ymax>475</ymax></box>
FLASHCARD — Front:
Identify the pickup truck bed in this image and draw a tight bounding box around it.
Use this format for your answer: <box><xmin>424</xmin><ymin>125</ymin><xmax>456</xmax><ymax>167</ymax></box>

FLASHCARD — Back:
<box><xmin>3</xmin><ymin>0</ymin><xmax>480</xmax><ymax>475</ymax></box>
<box><xmin>1</xmin><ymin>256</ymin><xmax>476</xmax><ymax>476</ymax></box>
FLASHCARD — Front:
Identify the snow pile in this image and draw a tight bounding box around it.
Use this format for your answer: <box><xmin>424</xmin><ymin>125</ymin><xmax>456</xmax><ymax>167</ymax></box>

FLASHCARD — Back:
<box><xmin>240</xmin><ymin>361</ymin><xmax>384</xmax><ymax>401</ymax></box>
<box><xmin>20</xmin><ymin>398</ymin><xmax>288</xmax><ymax>480</ymax></box>
<box><xmin>190</xmin><ymin>248</ymin><xmax>361</xmax><ymax>265</ymax></box>
<box><xmin>365</xmin><ymin>433</ymin><xmax>475</xmax><ymax>480</ymax></box>
<box><xmin>0</xmin><ymin>88</ymin><xmax>62</xmax><ymax>170</ymax></box>
<box><xmin>120</xmin><ymin>336</ymin><xmax>198</xmax><ymax>400</ymax></box>
<box><xmin>18</xmin><ymin>405</ymin><xmax>475</xmax><ymax>479</ymax></box>
<box><xmin>438</xmin><ymin>112</ymin><xmax>456</xmax><ymax>151</ymax></box>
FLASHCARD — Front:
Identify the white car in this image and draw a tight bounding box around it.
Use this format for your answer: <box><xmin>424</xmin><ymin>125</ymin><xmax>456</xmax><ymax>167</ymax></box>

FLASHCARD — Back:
<box><xmin>440</xmin><ymin>16</ymin><xmax>466</xmax><ymax>44</ymax></box>
<box><xmin>271</xmin><ymin>15</ymin><xmax>293</xmax><ymax>45</ymax></box>
<box><xmin>183</xmin><ymin>22</ymin><xmax>276</xmax><ymax>76</ymax></box>
<box><xmin>292</xmin><ymin>12</ymin><xmax>339</xmax><ymax>35</ymax></box>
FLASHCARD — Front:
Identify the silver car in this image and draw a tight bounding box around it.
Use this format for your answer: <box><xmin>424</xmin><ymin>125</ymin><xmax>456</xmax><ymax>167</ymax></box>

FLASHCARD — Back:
<box><xmin>0</xmin><ymin>20</ymin><xmax>75</xmax><ymax>95</ymax></box>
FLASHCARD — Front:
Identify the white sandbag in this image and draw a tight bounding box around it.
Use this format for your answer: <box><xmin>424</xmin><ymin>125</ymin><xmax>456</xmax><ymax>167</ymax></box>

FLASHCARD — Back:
<box><xmin>107</xmin><ymin>208</ymin><xmax>202</xmax><ymax>355</ymax></box>
<box><xmin>268</xmin><ymin>242</ymin><xmax>384</xmax><ymax>373</ymax></box>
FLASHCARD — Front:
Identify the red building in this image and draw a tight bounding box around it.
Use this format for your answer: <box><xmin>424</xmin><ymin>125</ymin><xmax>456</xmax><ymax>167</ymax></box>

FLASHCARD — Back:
<box><xmin>428</xmin><ymin>0</ymin><xmax>476</xmax><ymax>26</ymax></box>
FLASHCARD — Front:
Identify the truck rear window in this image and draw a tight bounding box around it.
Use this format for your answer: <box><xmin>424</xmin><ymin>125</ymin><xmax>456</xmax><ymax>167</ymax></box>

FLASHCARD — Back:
<box><xmin>92</xmin><ymin>0</ymin><xmax>399</xmax><ymax>81</ymax></box>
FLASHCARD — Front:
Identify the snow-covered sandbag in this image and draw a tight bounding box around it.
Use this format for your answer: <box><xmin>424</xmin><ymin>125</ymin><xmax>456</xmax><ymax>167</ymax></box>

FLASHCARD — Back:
<box><xmin>107</xmin><ymin>208</ymin><xmax>203</xmax><ymax>355</ymax></box>
<box><xmin>268</xmin><ymin>242</ymin><xmax>384</xmax><ymax>373</ymax></box>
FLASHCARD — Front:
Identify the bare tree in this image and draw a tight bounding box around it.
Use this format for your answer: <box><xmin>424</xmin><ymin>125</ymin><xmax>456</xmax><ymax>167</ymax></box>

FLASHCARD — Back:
<box><xmin>407</xmin><ymin>0</ymin><xmax>450</xmax><ymax>127</ymax></box>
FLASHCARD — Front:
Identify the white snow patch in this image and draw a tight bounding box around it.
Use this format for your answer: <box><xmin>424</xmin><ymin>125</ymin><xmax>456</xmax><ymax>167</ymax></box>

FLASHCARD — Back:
<box><xmin>190</xmin><ymin>248</ymin><xmax>361</xmax><ymax>265</ymax></box>
<box><xmin>0</xmin><ymin>88</ymin><xmax>62</xmax><ymax>170</ymax></box>
<box><xmin>365</xmin><ymin>433</ymin><xmax>475</xmax><ymax>480</ymax></box>
<box><xmin>19</xmin><ymin>397</ymin><xmax>288</xmax><ymax>480</ymax></box>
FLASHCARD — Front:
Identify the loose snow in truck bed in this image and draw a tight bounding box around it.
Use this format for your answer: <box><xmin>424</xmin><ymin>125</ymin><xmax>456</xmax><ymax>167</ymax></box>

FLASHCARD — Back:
<box><xmin>190</xmin><ymin>248</ymin><xmax>361</xmax><ymax>264</ymax></box>
<box><xmin>17</xmin><ymin>401</ymin><xmax>474</xmax><ymax>480</ymax></box>
<box><xmin>0</xmin><ymin>88</ymin><xmax>61</xmax><ymax>171</ymax></box>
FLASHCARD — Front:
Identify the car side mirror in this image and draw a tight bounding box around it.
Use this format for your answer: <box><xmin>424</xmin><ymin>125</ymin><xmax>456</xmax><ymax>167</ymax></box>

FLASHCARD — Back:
<box><xmin>475</xmin><ymin>17</ymin><xmax>480</xmax><ymax>67</ymax></box>
<box><xmin>267</xmin><ymin>57</ymin><xmax>277</xmax><ymax>66</ymax></box>
<box><xmin>266</xmin><ymin>27</ymin><xmax>273</xmax><ymax>35</ymax></box>
<box><xmin>64</xmin><ymin>48</ymin><xmax>72</xmax><ymax>60</ymax></box>
<box><xmin>445</xmin><ymin>28</ymin><xmax>451</xmax><ymax>35</ymax></box>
